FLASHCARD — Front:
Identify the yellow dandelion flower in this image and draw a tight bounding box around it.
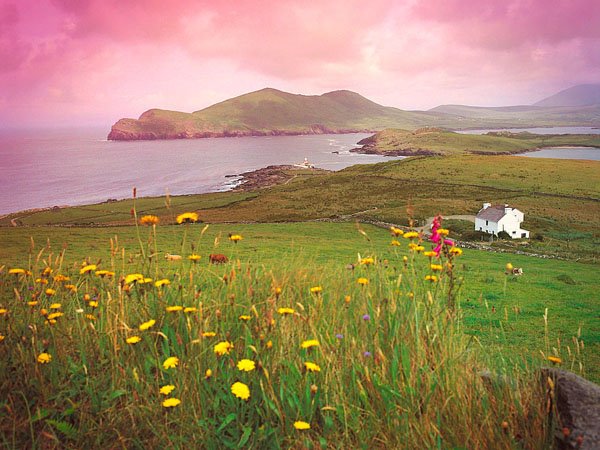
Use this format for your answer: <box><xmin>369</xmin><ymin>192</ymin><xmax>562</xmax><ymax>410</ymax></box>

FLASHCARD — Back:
<box><xmin>391</xmin><ymin>239</ymin><xmax>401</xmax><ymax>246</ymax></box>
<box><xmin>28</xmin><ymin>301</ymin><xmax>38</xmax><ymax>307</ymax></box>
<box><xmin>505</xmin><ymin>263</ymin><xmax>514</xmax><ymax>272</ymax></box>
<box><xmin>45</xmin><ymin>288</ymin><xmax>56</xmax><ymax>296</ymax></box>
<box><xmin>126</xmin><ymin>336</ymin><xmax>142</xmax><ymax>345</ymax></box>
<box><xmin>188</xmin><ymin>254</ymin><xmax>201</xmax><ymax>262</ymax></box>
<box><xmin>449</xmin><ymin>247</ymin><xmax>463</xmax><ymax>256</ymax></box>
<box><xmin>140</xmin><ymin>215</ymin><xmax>159</xmax><ymax>226</ymax></box>
<box><xmin>9</xmin><ymin>268</ymin><xmax>26</xmax><ymax>275</ymax></box>
<box><xmin>304</xmin><ymin>362</ymin><xmax>321</xmax><ymax>372</ymax></box>
<box><xmin>0</xmin><ymin>334</ymin><xmax>5</xmax><ymax>342</ymax></box>
<box><xmin>423</xmin><ymin>251</ymin><xmax>437</xmax><ymax>257</ymax></box>
<box><xmin>548</xmin><ymin>356</ymin><xmax>562</xmax><ymax>364</ymax></box>
<box><xmin>239</xmin><ymin>315</ymin><xmax>251</xmax><ymax>321</ymax></box>
<box><xmin>237</xmin><ymin>359</ymin><xmax>256</xmax><ymax>372</ymax></box>
<box><xmin>162</xmin><ymin>356</ymin><xmax>179</xmax><ymax>369</ymax></box>
<box><xmin>301</xmin><ymin>339</ymin><xmax>320</xmax><ymax>349</ymax></box>
<box><xmin>438</xmin><ymin>228</ymin><xmax>450</xmax><ymax>236</ymax></box>
<box><xmin>37</xmin><ymin>352</ymin><xmax>52</xmax><ymax>364</ymax></box>
<box><xmin>274</xmin><ymin>286</ymin><xmax>282</xmax><ymax>295</ymax></box>
<box><xmin>214</xmin><ymin>341</ymin><xmax>234</xmax><ymax>356</ymax></box>
<box><xmin>430</xmin><ymin>264</ymin><xmax>443</xmax><ymax>272</ymax></box>
<box><xmin>266</xmin><ymin>340</ymin><xmax>273</xmax><ymax>349</ymax></box>
<box><xmin>65</xmin><ymin>284</ymin><xmax>77</xmax><ymax>292</ymax></box>
<box><xmin>162</xmin><ymin>397</ymin><xmax>181</xmax><ymax>408</ymax></box>
<box><xmin>294</xmin><ymin>421</ymin><xmax>311</xmax><ymax>430</ymax></box>
<box><xmin>53</xmin><ymin>274</ymin><xmax>70</xmax><ymax>282</ymax></box>
<box><xmin>85</xmin><ymin>314</ymin><xmax>96</xmax><ymax>321</ymax></box>
<box><xmin>425</xmin><ymin>275</ymin><xmax>438</xmax><ymax>282</ymax></box>
<box><xmin>357</xmin><ymin>277</ymin><xmax>369</xmax><ymax>285</ymax></box>
<box><xmin>155</xmin><ymin>279</ymin><xmax>170</xmax><ymax>287</ymax></box>
<box><xmin>49</xmin><ymin>303</ymin><xmax>61</xmax><ymax>309</ymax></box>
<box><xmin>165</xmin><ymin>305</ymin><xmax>183</xmax><ymax>312</ymax></box>
<box><xmin>159</xmin><ymin>385</ymin><xmax>175</xmax><ymax>395</ymax></box>
<box><xmin>390</xmin><ymin>226</ymin><xmax>404</xmax><ymax>236</ymax></box>
<box><xmin>88</xmin><ymin>301</ymin><xmax>99</xmax><ymax>308</ymax></box>
<box><xmin>229</xmin><ymin>234</ymin><xmax>243</xmax><ymax>243</ymax></box>
<box><xmin>205</xmin><ymin>368</ymin><xmax>213</xmax><ymax>379</ymax></box>
<box><xmin>80</xmin><ymin>264</ymin><xmax>97</xmax><ymax>274</ymax></box>
<box><xmin>36</xmin><ymin>278</ymin><xmax>48</xmax><ymax>284</ymax></box>
<box><xmin>202</xmin><ymin>331</ymin><xmax>216</xmax><ymax>338</ymax></box>
<box><xmin>184</xmin><ymin>307</ymin><xmax>197</xmax><ymax>313</ymax></box>
<box><xmin>360</xmin><ymin>257</ymin><xmax>374</xmax><ymax>266</ymax></box>
<box><xmin>176</xmin><ymin>212</ymin><xmax>198</xmax><ymax>224</ymax></box>
<box><xmin>47</xmin><ymin>312</ymin><xmax>63</xmax><ymax>320</ymax></box>
<box><xmin>231</xmin><ymin>382</ymin><xmax>250</xmax><ymax>400</ymax></box>
<box><xmin>403</xmin><ymin>231</ymin><xmax>419</xmax><ymax>239</ymax></box>
<box><xmin>95</xmin><ymin>270</ymin><xmax>114</xmax><ymax>277</ymax></box>
<box><xmin>310</xmin><ymin>286</ymin><xmax>322</xmax><ymax>294</ymax></box>
<box><xmin>277</xmin><ymin>307</ymin><xmax>295</xmax><ymax>315</ymax></box>
<box><xmin>139</xmin><ymin>277</ymin><xmax>153</xmax><ymax>284</ymax></box>
<box><xmin>124</xmin><ymin>273</ymin><xmax>144</xmax><ymax>285</ymax></box>
<box><xmin>139</xmin><ymin>319</ymin><xmax>156</xmax><ymax>331</ymax></box>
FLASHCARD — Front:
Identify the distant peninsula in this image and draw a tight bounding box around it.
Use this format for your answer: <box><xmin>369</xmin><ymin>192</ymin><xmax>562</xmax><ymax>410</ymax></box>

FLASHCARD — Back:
<box><xmin>108</xmin><ymin>85</ymin><xmax>600</xmax><ymax>141</ymax></box>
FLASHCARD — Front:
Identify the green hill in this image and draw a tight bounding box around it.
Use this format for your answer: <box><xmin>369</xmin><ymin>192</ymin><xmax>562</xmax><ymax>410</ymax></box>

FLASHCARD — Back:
<box><xmin>108</xmin><ymin>88</ymin><xmax>459</xmax><ymax>140</ymax></box>
<box><xmin>354</xmin><ymin>128</ymin><xmax>600</xmax><ymax>156</ymax></box>
<box><xmin>108</xmin><ymin>87</ymin><xmax>600</xmax><ymax>141</ymax></box>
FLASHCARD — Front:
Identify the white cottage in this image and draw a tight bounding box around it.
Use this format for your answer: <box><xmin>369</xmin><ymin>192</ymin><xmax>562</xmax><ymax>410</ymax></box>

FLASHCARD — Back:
<box><xmin>475</xmin><ymin>203</ymin><xmax>529</xmax><ymax>239</ymax></box>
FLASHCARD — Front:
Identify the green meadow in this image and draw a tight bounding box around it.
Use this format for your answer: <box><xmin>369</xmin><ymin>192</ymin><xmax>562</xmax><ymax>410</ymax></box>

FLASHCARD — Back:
<box><xmin>1</xmin><ymin>219</ymin><xmax>596</xmax><ymax>448</ymax></box>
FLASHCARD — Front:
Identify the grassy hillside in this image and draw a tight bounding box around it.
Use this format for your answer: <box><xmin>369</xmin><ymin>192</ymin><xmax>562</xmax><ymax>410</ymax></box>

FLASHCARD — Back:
<box><xmin>108</xmin><ymin>89</ymin><xmax>464</xmax><ymax>140</ymax></box>
<box><xmin>356</xmin><ymin>128</ymin><xmax>600</xmax><ymax>156</ymax></box>
<box><xmin>108</xmin><ymin>88</ymin><xmax>600</xmax><ymax>140</ymax></box>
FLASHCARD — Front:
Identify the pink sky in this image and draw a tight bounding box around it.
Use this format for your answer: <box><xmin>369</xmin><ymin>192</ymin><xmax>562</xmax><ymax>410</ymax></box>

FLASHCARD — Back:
<box><xmin>1</xmin><ymin>0</ymin><xmax>599</xmax><ymax>128</ymax></box>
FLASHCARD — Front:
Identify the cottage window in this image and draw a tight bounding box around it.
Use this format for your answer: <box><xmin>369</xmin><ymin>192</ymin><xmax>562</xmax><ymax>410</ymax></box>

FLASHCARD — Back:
<box><xmin>485</xmin><ymin>220</ymin><xmax>488</xmax><ymax>226</ymax></box>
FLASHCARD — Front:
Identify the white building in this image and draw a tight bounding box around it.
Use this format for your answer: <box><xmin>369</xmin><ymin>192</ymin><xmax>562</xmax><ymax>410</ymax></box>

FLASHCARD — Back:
<box><xmin>475</xmin><ymin>203</ymin><xmax>529</xmax><ymax>239</ymax></box>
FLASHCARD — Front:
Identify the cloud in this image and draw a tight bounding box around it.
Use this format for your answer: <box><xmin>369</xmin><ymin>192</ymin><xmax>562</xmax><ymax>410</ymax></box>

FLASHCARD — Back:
<box><xmin>1</xmin><ymin>0</ymin><xmax>599</xmax><ymax>126</ymax></box>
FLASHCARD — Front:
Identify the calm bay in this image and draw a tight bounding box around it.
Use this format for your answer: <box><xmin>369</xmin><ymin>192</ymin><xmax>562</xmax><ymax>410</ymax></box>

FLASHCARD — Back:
<box><xmin>0</xmin><ymin>129</ymin><xmax>385</xmax><ymax>215</ymax></box>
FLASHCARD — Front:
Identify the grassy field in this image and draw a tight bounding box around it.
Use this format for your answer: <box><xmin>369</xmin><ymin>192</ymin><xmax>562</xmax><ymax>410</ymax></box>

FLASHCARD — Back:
<box><xmin>1</xmin><ymin>222</ymin><xmax>596</xmax><ymax>378</ymax></box>
<box><xmin>1</xmin><ymin>218</ymin><xmax>596</xmax><ymax>447</ymax></box>
<box><xmin>356</xmin><ymin>128</ymin><xmax>600</xmax><ymax>155</ymax></box>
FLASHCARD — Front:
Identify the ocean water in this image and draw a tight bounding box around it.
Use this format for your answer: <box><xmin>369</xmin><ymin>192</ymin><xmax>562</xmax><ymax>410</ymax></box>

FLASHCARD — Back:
<box><xmin>0</xmin><ymin>128</ymin><xmax>394</xmax><ymax>215</ymax></box>
<box><xmin>518</xmin><ymin>147</ymin><xmax>600</xmax><ymax>160</ymax></box>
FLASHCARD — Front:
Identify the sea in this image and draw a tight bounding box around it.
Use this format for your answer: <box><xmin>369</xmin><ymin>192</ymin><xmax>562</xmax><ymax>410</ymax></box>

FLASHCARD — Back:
<box><xmin>1</xmin><ymin>126</ymin><xmax>598</xmax><ymax>216</ymax></box>
<box><xmin>0</xmin><ymin>129</ymin><xmax>388</xmax><ymax>215</ymax></box>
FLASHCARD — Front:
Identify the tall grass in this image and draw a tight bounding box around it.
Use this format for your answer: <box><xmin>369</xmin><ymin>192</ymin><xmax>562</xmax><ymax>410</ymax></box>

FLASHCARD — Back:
<box><xmin>0</xmin><ymin>216</ymin><xmax>557</xmax><ymax>448</ymax></box>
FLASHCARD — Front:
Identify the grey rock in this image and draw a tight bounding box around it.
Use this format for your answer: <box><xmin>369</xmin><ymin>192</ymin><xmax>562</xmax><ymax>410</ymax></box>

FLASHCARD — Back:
<box><xmin>542</xmin><ymin>368</ymin><xmax>600</xmax><ymax>449</ymax></box>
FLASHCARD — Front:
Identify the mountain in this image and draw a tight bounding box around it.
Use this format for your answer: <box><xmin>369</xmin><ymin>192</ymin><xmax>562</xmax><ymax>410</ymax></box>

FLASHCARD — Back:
<box><xmin>108</xmin><ymin>88</ymin><xmax>457</xmax><ymax>141</ymax></box>
<box><xmin>534</xmin><ymin>84</ymin><xmax>600</xmax><ymax>107</ymax></box>
<box><xmin>108</xmin><ymin>86</ymin><xmax>600</xmax><ymax>141</ymax></box>
<box><xmin>430</xmin><ymin>84</ymin><xmax>600</xmax><ymax>126</ymax></box>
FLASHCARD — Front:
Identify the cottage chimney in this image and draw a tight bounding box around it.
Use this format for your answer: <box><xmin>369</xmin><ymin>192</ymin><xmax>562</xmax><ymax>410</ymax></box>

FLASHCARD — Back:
<box><xmin>504</xmin><ymin>204</ymin><xmax>511</xmax><ymax>214</ymax></box>
<box><xmin>482</xmin><ymin>203</ymin><xmax>491</xmax><ymax>209</ymax></box>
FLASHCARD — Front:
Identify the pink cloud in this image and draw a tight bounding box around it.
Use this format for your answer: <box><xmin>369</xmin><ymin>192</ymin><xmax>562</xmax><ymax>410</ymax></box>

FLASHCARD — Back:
<box><xmin>0</xmin><ymin>0</ymin><xmax>599</xmax><ymax>127</ymax></box>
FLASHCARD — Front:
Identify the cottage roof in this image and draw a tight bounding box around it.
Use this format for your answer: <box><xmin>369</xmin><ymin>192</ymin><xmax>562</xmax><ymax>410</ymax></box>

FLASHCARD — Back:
<box><xmin>476</xmin><ymin>205</ymin><xmax>507</xmax><ymax>222</ymax></box>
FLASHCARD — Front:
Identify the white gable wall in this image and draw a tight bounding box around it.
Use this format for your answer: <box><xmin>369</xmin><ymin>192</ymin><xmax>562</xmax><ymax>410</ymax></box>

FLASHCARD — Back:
<box><xmin>475</xmin><ymin>216</ymin><xmax>499</xmax><ymax>235</ymax></box>
<box><xmin>475</xmin><ymin>206</ymin><xmax>529</xmax><ymax>239</ymax></box>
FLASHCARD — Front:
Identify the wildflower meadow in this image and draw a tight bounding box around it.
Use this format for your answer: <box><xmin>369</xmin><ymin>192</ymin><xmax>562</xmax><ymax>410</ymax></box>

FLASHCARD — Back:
<box><xmin>0</xmin><ymin>206</ymin><xmax>589</xmax><ymax>448</ymax></box>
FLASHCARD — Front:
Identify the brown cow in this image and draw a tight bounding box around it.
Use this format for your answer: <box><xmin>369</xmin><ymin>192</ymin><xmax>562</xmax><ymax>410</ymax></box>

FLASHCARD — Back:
<box><xmin>209</xmin><ymin>254</ymin><xmax>229</xmax><ymax>264</ymax></box>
